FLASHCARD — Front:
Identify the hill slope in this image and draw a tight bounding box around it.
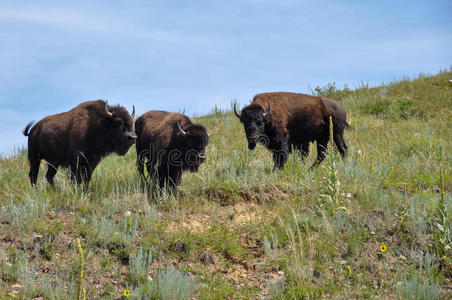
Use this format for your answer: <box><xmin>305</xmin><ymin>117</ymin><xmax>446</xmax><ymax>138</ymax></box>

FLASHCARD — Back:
<box><xmin>1</xmin><ymin>70</ymin><xmax>451</xmax><ymax>299</ymax></box>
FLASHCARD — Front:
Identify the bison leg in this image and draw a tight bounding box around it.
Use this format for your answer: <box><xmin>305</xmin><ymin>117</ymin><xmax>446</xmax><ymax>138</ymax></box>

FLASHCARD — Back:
<box><xmin>45</xmin><ymin>163</ymin><xmax>58</xmax><ymax>187</ymax></box>
<box><xmin>141</xmin><ymin>163</ymin><xmax>158</xmax><ymax>197</ymax></box>
<box><xmin>146</xmin><ymin>162</ymin><xmax>160</xmax><ymax>191</ymax></box>
<box><xmin>333</xmin><ymin>133</ymin><xmax>348</xmax><ymax>157</ymax></box>
<box><xmin>71</xmin><ymin>166</ymin><xmax>92</xmax><ymax>191</ymax></box>
<box><xmin>295</xmin><ymin>143</ymin><xmax>310</xmax><ymax>160</ymax></box>
<box><xmin>82</xmin><ymin>169</ymin><xmax>93</xmax><ymax>191</ymax></box>
<box><xmin>69</xmin><ymin>157</ymin><xmax>93</xmax><ymax>191</ymax></box>
<box><xmin>271</xmin><ymin>134</ymin><xmax>289</xmax><ymax>170</ymax></box>
<box><xmin>82</xmin><ymin>157</ymin><xmax>100</xmax><ymax>191</ymax></box>
<box><xmin>67</xmin><ymin>169</ymin><xmax>76</xmax><ymax>184</ymax></box>
<box><xmin>156</xmin><ymin>166</ymin><xmax>181</xmax><ymax>191</ymax></box>
<box><xmin>68</xmin><ymin>163</ymin><xmax>80</xmax><ymax>185</ymax></box>
<box><xmin>160</xmin><ymin>170</ymin><xmax>180</xmax><ymax>190</ymax></box>
<box><xmin>272</xmin><ymin>149</ymin><xmax>288</xmax><ymax>170</ymax></box>
<box><xmin>137</xmin><ymin>150</ymin><xmax>150</xmax><ymax>189</ymax></box>
<box><xmin>74</xmin><ymin>168</ymin><xmax>84</xmax><ymax>185</ymax></box>
<box><xmin>137</xmin><ymin>158</ymin><xmax>145</xmax><ymax>183</ymax></box>
<box><xmin>159</xmin><ymin>174</ymin><xmax>169</xmax><ymax>190</ymax></box>
<box><xmin>69</xmin><ymin>163</ymin><xmax>83</xmax><ymax>187</ymax></box>
<box><xmin>314</xmin><ymin>137</ymin><xmax>329</xmax><ymax>166</ymax></box>
<box><xmin>167</xmin><ymin>168</ymin><xmax>182</xmax><ymax>190</ymax></box>
<box><xmin>69</xmin><ymin>155</ymin><xmax>85</xmax><ymax>187</ymax></box>
<box><xmin>155</xmin><ymin>165</ymin><xmax>168</xmax><ymax>190</ymax></box>
<box><xmin>28</xmin><ymin>158</ymin><xmax>40</xmax><ymax>186</ymax></box>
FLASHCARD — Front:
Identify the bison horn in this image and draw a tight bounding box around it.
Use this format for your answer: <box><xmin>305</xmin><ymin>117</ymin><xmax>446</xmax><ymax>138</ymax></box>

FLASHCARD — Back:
<box><xmin>263</xmin><ymin>102</ymin><xmax>271</xmax><ymax>117</ymax></box>
<box><xmin>233</xmin><ymin>103</ymin><xmax>241</xmax><ymax>118</ymax></box>
<box><xmin>177</xmin><ymin>121</ymin><xmax>187</xmax><ymax>136</ymax></box>
<box><xmin>130</xmin><ymin>105</ymin><xmax>135</xmax><ymax>119</ymax></box>
<box><xmin>105</xmin><ymin>100</ymin><xmax>113</xmax><ymax>118</ymax></box>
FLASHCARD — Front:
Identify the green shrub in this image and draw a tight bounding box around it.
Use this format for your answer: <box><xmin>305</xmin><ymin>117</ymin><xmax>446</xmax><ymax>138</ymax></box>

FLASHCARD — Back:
<box><xmin>397</xmin><ymin>275</ymin><xmax>439</xmax><ymax>300</ymax></box>
<box><xmin>128</xmin><ymin>247</ymin><xmax>153</xmax><ymax>284</ymax></box>
<box><xmin>158</xmin><ymin>265</ymin><xmax>195</xmax><ymax>300</ymax></box>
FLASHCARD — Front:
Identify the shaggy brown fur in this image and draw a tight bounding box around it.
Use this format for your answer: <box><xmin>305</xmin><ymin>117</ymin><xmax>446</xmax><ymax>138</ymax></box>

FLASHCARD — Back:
<box><xmin>234</xmin><ymin>92</ymin><xmax>350</xmax><ymax>169</ymax></box>
<box><xmin>135</xmin><ymin>110</ymin><xmax>209</xmax><ymax>191</ymax></box>
<box><xmin>23</xmin><ymin>100</ymin><xmax>136</xmax><ymax>189</ymax></box>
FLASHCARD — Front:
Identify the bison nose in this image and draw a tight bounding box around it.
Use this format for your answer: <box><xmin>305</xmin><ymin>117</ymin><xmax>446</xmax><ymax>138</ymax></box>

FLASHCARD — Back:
<box><xmin>197</xmin><ymin>153</ymin><xmax>206</xmax><ymax>164</ymax></box>
<box><xmin>247</xmin><ymin>135</ymin><xmax>258</xmax><ymax>143</ymax></box>
<box><xmin>127</xmin><ymin>132</ymin><xmax>137</xmax><ymax>141</ymax></box>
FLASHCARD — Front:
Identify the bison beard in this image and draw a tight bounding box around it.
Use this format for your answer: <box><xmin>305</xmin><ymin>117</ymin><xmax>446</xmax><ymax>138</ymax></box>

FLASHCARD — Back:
<box><xmin>23</xmin><ymin>100</ymin><xmax>136</xmax><ymax>190</ymax></box>
<box><xmin>135</xmin><ymin>111</ymin><xmax>209</xmax><ymax>192</ymax></box>
<box><xmin>234</xmin><ymin>92</ymin><xmax>350</xmax><ymax>170</ymax></box>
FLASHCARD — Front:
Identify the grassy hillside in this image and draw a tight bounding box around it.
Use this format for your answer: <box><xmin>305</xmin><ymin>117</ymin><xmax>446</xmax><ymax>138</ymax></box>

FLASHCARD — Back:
<box><xmin>1</xmin><ymin>70</ymin><xmax>451</xmax><ymax>299</ymax></box>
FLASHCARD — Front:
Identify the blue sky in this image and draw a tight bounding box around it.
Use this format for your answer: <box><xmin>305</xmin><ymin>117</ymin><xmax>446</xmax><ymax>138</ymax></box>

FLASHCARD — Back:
<box><xmin>0</xmin><ymin>0</ymin><xmax>451</xmax><ymax>155</ymax></box>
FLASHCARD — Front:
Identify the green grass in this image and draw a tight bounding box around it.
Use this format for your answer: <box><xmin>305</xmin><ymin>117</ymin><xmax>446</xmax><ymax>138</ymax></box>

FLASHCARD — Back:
<box><xmin>1</xmin><ymin>69</ymin><xmax>451</xmax><ymax>299</ymax></box>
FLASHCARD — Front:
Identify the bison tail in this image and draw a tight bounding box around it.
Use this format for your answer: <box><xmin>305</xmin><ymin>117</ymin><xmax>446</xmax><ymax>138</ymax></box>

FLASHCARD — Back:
<box><xmin>23</xmin><ymin>121</ymin><xmax>35</xmax><ymax>136</ymax></box>
<box><xmin>345</xmin><ymin>121</ymin><xmax>352</xmax><ymax>131</ymax></box>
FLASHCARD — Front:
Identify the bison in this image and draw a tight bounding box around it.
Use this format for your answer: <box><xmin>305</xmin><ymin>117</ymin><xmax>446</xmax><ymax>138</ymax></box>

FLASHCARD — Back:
<box><xmin>23</xmin><ymin>100</ymin><xmax>136</xmax><ymax>190</ymax></box>
<box><xmin>135</xmin><ymin>111</ymin><xmax>209</xmax><ymax>191</ymax></box>
<box><xmin>234</xmin><ymin>92</ymin><xmax>350</xmax><ymax>170</ymax></box>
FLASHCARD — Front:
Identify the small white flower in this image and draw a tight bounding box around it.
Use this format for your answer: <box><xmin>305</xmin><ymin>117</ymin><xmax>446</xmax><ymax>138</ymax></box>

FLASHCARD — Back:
<box><xmin>357</xmin><ymin>149</ymin><xmax>362</xmax><ymax>155</ymax></box>
<box><xmin>346</xmin><ymin>193</ymin><xmax>353</xmax><ymax>198</ymax></box>
<box><xmin>124</xmin><ymin>210</ymin><xmax>131</xmax><ymax>217</ymax></box>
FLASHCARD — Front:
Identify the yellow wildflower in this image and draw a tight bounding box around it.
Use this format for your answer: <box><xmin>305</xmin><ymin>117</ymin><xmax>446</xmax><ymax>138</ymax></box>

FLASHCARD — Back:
<box><xmin>123</xmin><ymin>289</ymin><xmax>131</xmax><ymax>297</ymax></box>
<box><xmin>347</xmin><ymin>266</ymin><xmax>352</xmax><ymax>274</ymax></box>
<box><xmin>380</xmin><ymin>244</ymin><xmax>387</xmax><ymax>253</ymax></box>
<box><xmin>391</xmin><ymin>166</ymin><xmax>394</xmax><ymax>172</ymax></box>
<box><xmin>77</xmin><ymin>238</ymin><xmax>83</xmax><ymax>255</ymax></box>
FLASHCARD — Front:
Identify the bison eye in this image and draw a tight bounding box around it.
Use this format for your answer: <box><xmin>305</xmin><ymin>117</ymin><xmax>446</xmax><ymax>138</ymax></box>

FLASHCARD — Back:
<box><xmin>113</xmin><ymin>118</ymin><xmax>124</xmax><ymax>126</ymax></box>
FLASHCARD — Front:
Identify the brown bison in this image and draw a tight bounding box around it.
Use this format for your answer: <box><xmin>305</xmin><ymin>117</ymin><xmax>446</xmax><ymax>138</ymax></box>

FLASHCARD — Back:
<box><xmin>23</xmin><ymin>100</ymin><xmax>136</xmax><ymax>190</ymax></box>
<box><xmin>234</xmin><ymin>92</ymin><xmax>350</xmax><ymax>169</ymax></box>
<box><xmin>135</xmin><ymin>111</ymin><xmax>209</xmax><ymax>191</ymax></box>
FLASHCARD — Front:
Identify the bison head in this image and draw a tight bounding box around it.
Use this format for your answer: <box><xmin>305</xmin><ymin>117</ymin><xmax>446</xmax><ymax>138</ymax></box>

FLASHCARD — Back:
<box><xmin>234</xmin><ymin>103</ymin><xmax>270</xmax><ymax>150</ymax></box>
<box><xmin>104</xmin><ymin>102</ymin><xmax>137</xmax><ymax>155</ymax></box>
<box><xmin>176</xmin><ymin>122</ymin><xmax>209</xmax><ymax>172</ymax></box>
